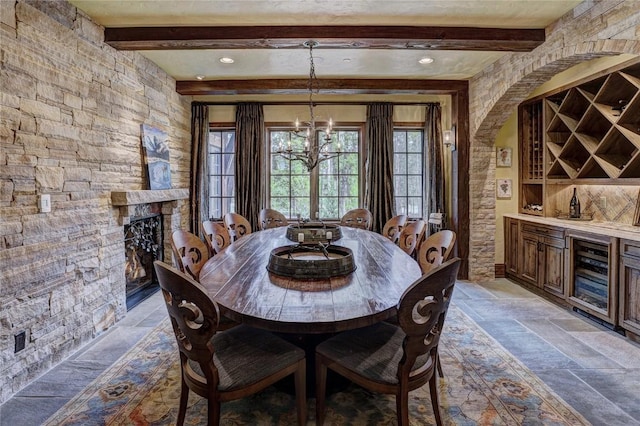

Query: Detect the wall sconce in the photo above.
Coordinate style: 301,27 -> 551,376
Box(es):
443,127 -> 456,151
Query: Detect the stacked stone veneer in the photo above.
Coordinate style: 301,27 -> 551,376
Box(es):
467,0 -> 640,282
0,1 -> 191,403
1,0 -> 639,405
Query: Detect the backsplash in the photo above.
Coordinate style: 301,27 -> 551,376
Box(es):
547,185 -> 640,224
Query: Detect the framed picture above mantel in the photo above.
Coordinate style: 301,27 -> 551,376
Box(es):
141,124 -> 172,190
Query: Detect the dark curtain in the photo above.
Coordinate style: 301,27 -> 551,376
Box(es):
235,103 -> 264,232
190,102 -> 209,237
425,103 -> 445,230
364,103 -> 395,233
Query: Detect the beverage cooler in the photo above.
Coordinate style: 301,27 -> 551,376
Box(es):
567,232 -> 618,326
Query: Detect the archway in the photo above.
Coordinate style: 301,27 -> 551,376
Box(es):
467,27 -> 640,281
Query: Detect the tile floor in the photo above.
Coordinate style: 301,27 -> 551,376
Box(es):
1,278 -> 640,425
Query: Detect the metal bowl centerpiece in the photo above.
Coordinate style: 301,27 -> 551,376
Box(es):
267,243 -> 355,279
285,223 -> 342,243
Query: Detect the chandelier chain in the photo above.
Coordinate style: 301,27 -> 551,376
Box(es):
276,40 -> 340,172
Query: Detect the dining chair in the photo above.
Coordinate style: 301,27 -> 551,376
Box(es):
201,220 -> 231,257
418,230 -> 457,274
170,229 -> 210,281
415,229 -> 457,378
223,212 -> 252,241
340,208 -> 373,230
315,258 -> 461,426
397,219 -> 426,257
381,214 -> 408,244
153,261 -> 307,426
171,229 -> 237,331
258,208 -> 288,230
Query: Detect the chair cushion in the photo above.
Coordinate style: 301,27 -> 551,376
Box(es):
316,322 -> 431,385
189,325 -> 304,391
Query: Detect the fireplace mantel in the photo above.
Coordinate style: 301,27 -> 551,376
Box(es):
111,188 -> 189,206
111,188 -> 189,225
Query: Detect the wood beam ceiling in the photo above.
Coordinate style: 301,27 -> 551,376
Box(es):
176,78 -> 469,96
104,25 -> 545,52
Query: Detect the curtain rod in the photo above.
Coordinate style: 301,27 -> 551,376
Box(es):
194,101 -> 440,106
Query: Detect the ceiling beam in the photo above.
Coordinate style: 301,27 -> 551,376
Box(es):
105,25 -> 545,52
176,78 -> 468,96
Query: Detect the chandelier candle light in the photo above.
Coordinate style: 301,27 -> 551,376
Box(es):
277,40 -> 341,172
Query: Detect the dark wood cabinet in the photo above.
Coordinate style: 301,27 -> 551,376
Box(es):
520,228 -> 542,286
506,218 -> 566,298
542,236 -> 566,297
504,217 -> 519,276
619,239 -> 640,339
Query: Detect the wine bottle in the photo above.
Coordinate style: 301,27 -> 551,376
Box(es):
569,187 -> 581,218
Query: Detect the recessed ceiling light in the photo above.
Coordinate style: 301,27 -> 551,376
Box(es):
419,57 -> 434,65
196,75 -> 205,80
343,58 -> 352,63
219,57 -> 235,64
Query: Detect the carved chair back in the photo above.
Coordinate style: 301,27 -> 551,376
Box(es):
417,230 -> 456,274
170,229 -> 210,281
223,212 -> 252,242
340,208 -> 373,230
381,214 -> 408,244
259,208 -> 288,230
398,219 -> 426,257
201,220 -> 231,257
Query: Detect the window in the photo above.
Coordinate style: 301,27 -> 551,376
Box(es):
393,129 -> 424,219
268,127 -> 361,220
208,129 -> 235,220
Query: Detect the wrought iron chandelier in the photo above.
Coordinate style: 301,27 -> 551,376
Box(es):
276,40 -> 340,172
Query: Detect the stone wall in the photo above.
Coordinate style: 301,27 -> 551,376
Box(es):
467,0 -> 640,282
0,0 -> 191,403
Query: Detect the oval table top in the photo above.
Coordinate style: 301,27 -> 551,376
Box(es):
198,226 -> 422,334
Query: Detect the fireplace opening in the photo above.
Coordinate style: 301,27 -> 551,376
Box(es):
124,213 -> 163,310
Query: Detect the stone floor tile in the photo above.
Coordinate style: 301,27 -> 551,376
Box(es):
570,331 -> 640,368
535,369 -> 640,426
571,369 -> 640,421
520,319 -> 625,369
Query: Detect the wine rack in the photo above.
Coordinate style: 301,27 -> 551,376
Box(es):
519,101 -> 544,215
518,58 -> 640,216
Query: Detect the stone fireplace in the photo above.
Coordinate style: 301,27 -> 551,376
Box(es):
112,188 -> 189,309
124,207 -> 163,309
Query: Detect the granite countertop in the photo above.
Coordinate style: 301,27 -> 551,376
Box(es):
504,213 -> 640,242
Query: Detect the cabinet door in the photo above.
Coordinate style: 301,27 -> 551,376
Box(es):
542,237 -> 565,297
521,231 -> 540,287
620,255 -> 640,337
505,218 -> 519,275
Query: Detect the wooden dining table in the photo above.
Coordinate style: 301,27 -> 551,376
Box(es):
198,225 -> 422,335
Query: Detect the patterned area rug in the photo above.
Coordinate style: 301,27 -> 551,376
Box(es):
43,306 -> 589,425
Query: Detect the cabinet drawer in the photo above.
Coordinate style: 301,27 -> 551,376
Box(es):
620,239 -> 640,259
521,223 -> 565,240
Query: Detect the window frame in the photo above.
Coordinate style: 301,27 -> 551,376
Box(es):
393,127 -> 425,220
266,124 -> 364,220
207,125 -> 236,221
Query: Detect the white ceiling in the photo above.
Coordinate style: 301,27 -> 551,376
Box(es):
68,0 -> 583,81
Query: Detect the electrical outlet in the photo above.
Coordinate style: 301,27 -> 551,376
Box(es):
15,331 -> 26,353
39,194 -> 51,213
599,196 -> 607,209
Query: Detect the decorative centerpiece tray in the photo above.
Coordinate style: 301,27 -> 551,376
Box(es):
285,223 -> 342,243
267,244 -> 355,279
